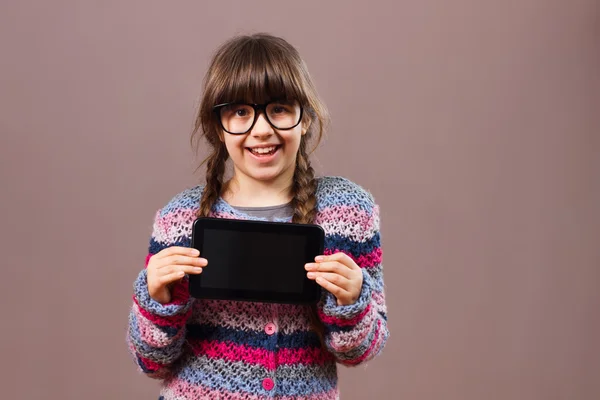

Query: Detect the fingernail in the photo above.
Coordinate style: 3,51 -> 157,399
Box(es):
190,249 -> 200,256
315,256 -> 324,262
307,272 -> 315,279
305,263 -> 314,270
193,267 -> 203,272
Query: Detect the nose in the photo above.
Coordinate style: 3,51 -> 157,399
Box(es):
250,112 -> 274,138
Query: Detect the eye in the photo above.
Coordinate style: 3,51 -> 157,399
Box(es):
222,104 -> 253,118
269,103 -> 293,114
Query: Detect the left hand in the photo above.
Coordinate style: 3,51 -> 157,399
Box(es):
305,252 -> 363,306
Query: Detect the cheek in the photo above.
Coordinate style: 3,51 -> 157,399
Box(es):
224,136 -> 246,155
283,129 -> 303,149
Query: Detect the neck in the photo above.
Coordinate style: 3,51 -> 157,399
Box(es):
222,169 -> 295,208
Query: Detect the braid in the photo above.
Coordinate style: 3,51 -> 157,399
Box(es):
197,143 -> 228,218
291,140 -> 318,225
291,139 -> 327,346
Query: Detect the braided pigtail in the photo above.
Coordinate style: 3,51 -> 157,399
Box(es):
196,143 -> 228,218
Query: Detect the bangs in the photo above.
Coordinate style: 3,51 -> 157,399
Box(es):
215,39 -> 307,106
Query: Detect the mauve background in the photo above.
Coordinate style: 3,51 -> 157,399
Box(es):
1,0 -> 599,399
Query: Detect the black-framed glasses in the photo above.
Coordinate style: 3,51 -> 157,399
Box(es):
213,100 -> 303,135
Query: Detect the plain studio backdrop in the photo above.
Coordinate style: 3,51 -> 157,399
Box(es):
1,1 -> 599,399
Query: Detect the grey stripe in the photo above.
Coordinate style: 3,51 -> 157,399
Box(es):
328,314 -> 381,362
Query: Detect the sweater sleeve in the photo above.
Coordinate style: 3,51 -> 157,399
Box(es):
318,198 -> 389,366
126,208 -> 194,379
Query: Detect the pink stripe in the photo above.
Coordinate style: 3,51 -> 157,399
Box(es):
156,209 -> 197,231
165,278 -> 191,306
165,378 -> 339,400
137,352 -> 167,372
129,339 -> 165,377
324,247 -> 382,269
133,306 -> 180,347
328,307 -> 376,352
199,298 -> 274,319
316,205 -> 376,231
189,340 -> 333,370
276,346 -> 335,366
133,297 -> 191,328
344,319 -> 382,365
195,300 -> 311,334
157,208 -> 244,228
318,303 -> 371,327
372,290 -> 386,307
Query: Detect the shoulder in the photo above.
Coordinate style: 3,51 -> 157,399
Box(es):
315,176 -> 376,212
149,185 -> 206,248
156,184 -> 206,217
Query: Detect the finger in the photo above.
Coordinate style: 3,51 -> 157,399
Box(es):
158,270 -> 187,285
316,252 -> 356,267
308,272 -> 350,289
160,255 -> 207,268
161,265 -> 204,276
314,275 -> 351,298
155,246 -> 200,259
305,261 -> 352,279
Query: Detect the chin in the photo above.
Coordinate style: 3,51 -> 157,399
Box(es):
248,170 -> 281,182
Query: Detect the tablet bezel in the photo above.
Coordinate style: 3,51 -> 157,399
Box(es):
189,217 -> 324,304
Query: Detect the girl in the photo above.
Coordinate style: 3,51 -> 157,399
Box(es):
127,33 -> 389,400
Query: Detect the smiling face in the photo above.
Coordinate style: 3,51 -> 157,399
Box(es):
195,34 -> 329,202
217,100 -> 307,184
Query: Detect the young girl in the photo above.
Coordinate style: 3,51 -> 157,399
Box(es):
127,33 -> 389,400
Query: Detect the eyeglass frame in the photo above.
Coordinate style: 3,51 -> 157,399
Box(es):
212,100 -> 304,135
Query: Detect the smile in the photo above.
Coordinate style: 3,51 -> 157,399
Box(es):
246,145 -> 281,156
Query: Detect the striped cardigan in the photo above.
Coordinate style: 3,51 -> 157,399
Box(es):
127,176 -> 389,399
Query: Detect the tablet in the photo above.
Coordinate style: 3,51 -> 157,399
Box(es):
189,217 -> 325,304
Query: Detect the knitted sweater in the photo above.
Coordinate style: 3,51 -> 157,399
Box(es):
127,176 -> 389,400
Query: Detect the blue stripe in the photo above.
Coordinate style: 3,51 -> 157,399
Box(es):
324,324 -> 354,333
324,233 -> 380,257
186,324 -> 321,351
324,310 -> 388,333
129,313 -> 185,362
160,325 -> 180,337
159,187 -> 203,216
137,355 -> 156,373
177,362 -> 336,396
149,238 -> 190,254
151,234 -> 380,258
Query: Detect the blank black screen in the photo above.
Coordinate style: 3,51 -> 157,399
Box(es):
200,229 -> 308,293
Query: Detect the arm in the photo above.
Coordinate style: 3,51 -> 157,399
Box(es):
126,209 -> 195,379
318,201 -> 389,366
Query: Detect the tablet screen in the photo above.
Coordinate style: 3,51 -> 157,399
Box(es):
189,217 -> 324,304
201,229 -> 307,293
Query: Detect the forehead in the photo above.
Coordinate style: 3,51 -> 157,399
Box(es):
216,60 -> 304,106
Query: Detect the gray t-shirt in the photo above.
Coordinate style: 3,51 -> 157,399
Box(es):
230,202 -> 294,221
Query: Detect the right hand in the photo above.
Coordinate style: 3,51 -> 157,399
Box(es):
147,246 -> 207,304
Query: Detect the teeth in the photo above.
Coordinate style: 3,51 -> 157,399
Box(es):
251,146 -> 276,154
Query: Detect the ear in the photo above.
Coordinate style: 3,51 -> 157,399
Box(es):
301,118 -> 312,136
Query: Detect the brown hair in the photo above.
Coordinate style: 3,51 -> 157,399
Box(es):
191,33 -> 330,344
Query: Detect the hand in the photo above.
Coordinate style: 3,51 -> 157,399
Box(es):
305,252 -> 363,306
147,247 -> 207,304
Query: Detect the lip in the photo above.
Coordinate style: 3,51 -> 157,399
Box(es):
246,144 -> 281,163
246,144 -> 281,149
